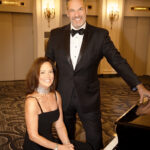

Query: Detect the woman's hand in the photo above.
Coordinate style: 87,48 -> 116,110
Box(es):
58,143 -> 74,150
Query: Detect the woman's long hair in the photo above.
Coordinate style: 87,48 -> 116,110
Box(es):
26,57 -> 57,95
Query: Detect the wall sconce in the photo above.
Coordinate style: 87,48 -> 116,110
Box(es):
108,4 -> 119,29
44,0 -> 55,27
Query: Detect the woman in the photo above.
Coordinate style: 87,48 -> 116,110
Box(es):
23,57 -> 92,150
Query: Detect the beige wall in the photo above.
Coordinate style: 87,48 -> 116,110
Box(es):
98,0 -> 124,74
33,0 -> 61,57
121,17 -> 150,75
124,0 -> 150,17
0,13 -> 14,80
120,0 -> 150,75
0,13 -> 34,81
13,14 -> 34,80
0,0 -> 33,13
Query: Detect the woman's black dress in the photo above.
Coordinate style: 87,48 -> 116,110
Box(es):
23,95 -> 93,150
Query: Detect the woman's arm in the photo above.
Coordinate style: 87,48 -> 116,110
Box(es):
25,97 -> 59,149
54,92 -> 72,145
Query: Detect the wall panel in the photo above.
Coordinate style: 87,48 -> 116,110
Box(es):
134,17 -> 150,75
0,12 -> 34,81
0,13 -> 14,80
13,13 -> 34,80
121,17 -> 137,68
121,17 -> 150,75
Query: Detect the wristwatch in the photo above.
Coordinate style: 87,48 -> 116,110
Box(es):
54,144 -> 58,150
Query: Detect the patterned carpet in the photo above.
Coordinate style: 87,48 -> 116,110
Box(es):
0,76 -> 150,150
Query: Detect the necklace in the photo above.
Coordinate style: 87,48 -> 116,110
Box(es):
36,86 -> 50,95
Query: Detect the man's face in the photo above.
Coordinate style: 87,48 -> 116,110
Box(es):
67,0 -> 87,29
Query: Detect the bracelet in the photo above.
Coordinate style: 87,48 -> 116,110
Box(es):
54,143 -> 58,150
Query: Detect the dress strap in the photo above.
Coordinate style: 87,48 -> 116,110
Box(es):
26,96 -> 43,113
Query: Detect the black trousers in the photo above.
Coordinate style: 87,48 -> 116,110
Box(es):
63,89 -> 103,150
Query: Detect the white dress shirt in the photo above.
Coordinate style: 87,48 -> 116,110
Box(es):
70,23 -> 86,70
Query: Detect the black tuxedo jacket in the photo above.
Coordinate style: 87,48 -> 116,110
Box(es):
46,23 -> 140,113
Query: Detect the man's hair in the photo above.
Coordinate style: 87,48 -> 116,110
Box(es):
26,57 -> 57,95
66,0 -> 86,7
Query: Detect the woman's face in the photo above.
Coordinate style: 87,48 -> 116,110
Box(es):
38,62 -> 54,89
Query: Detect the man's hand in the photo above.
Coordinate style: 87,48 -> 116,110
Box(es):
136,84 -> 150,103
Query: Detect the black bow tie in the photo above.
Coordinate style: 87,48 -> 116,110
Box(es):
70,28 -> 85,37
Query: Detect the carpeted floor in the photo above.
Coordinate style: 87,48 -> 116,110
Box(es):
0,76 -> 150,150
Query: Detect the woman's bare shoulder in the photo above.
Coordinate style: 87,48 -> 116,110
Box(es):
25,93 -> 38,104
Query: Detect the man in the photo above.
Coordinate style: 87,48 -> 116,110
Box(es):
45,0 -> 150,149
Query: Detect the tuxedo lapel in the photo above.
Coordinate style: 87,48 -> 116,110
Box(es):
75,24 -> 91,71
63,25 -> 73,68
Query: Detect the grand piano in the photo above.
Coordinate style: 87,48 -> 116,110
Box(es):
115,104 -> 150,150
